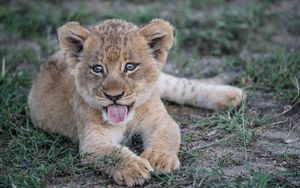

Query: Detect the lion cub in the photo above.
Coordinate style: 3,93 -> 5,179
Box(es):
28,19 -> 242,186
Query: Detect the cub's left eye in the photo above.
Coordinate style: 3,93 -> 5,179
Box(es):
124,63 -> 139,72
91,65 -> 104,74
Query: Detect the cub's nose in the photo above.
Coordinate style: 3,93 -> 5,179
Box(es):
104,91 -> 124,102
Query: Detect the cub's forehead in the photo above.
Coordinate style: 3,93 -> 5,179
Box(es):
84,20 -> 144,63
92,19 -> 138,42
94,19 -> 138,33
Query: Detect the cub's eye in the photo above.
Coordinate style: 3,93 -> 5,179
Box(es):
91,65 -> 104,74
124,63 -> 139,72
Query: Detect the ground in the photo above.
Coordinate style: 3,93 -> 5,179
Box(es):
0,0 -> 299,187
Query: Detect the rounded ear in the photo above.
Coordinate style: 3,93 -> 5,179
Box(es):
138,19 -> 174,65
58,22 -> 90,58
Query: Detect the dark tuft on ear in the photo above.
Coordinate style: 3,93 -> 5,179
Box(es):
65,34 -> 83,56
58,22 -> 90,58
139,19 -> 174,66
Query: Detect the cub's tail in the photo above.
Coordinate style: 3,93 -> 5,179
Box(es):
157,72 -> 243,111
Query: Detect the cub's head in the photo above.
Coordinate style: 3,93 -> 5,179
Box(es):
58,19 -> 173,125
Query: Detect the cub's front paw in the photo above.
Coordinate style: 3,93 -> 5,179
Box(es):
112,155 -> 153,187
141,149 -> 180,173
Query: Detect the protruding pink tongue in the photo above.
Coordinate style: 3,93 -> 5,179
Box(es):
107,104 -> 128,123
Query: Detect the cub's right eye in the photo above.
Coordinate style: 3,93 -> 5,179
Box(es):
91,65 -> 104,74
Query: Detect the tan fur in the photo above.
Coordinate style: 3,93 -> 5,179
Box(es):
157,73 -> 243,110
28,19 -> 242,187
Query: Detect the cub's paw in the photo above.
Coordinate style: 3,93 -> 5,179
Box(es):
112,155 -> 153,187
214,87 -> 244,110
141,149 -> 180,173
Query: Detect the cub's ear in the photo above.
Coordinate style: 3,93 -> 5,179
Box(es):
58,22 -> 90,57
139,19 -> 174,65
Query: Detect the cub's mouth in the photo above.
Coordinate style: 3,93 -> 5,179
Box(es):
104,103 -> 134,123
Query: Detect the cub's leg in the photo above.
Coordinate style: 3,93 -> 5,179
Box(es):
157,72 -> 243,110
78,123 -> 153,187
137,101 -> 181,173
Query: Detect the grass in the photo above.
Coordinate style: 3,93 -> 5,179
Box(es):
0,56 -> 80,187
0,2 -> 91,38
226,48 -> 300,102
1,0 -> 300,187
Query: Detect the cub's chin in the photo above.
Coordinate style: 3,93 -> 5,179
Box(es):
101,103 -> 135,126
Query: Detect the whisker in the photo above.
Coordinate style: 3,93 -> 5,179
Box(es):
122,93 -> 135,99
94,96 -> 107,101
